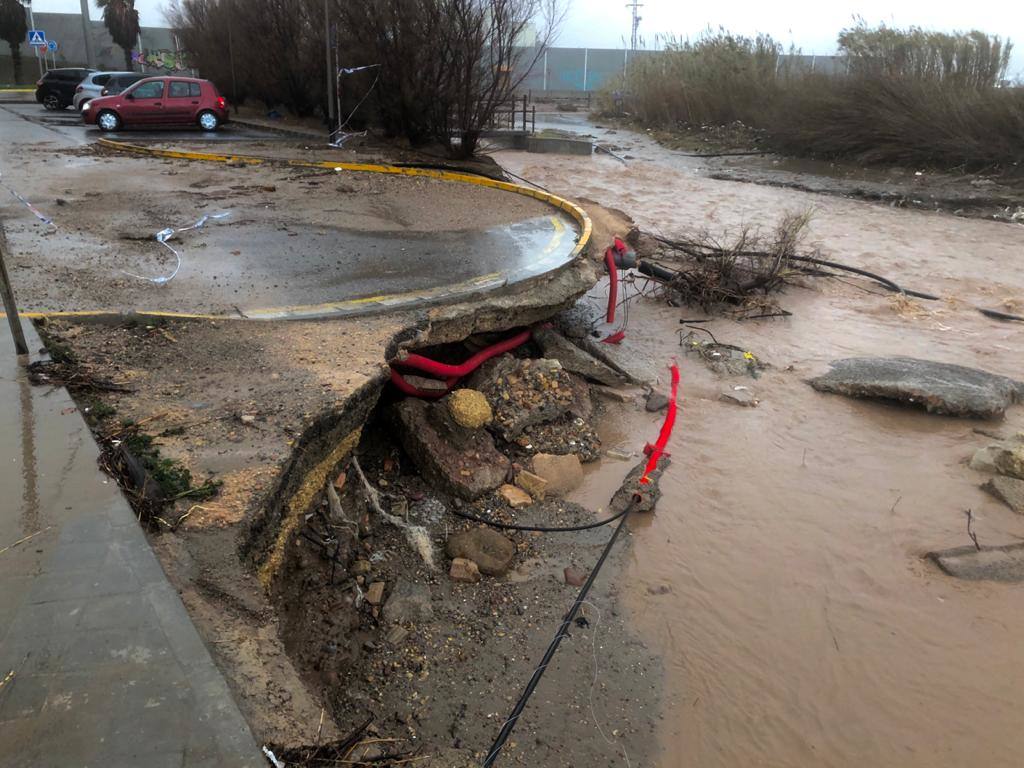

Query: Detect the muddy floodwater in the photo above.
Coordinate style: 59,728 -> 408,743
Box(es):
499,130 -> 1024,767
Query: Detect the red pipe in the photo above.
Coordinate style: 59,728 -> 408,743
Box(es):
600,330 -> 626,345
389,368 -> 456,399
604,246 -> 619,324
641,363 -> 679,485
393,328 -> 533,379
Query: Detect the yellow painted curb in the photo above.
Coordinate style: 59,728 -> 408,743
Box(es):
0,88 -> 35,93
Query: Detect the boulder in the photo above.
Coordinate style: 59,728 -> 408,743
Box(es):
386,580 -> 434,624
391,399 -> 510,500
994,445 -> 1024,479
449,558 -> 481,584
446,528 -> 516,576
982,476 -> 1024,514
515,470 -> 548,500
809,357 -> 1024,419
446,389 -> 493,429
532,453 -> 584,497
533,327 -> 627,387
499,484 -> 533,509
927,543 -> 1024,582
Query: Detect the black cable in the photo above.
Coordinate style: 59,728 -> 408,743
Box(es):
450,506 -> 629,532
481,497 -> 639,767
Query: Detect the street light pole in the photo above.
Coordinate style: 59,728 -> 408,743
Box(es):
79,0 -> 96,69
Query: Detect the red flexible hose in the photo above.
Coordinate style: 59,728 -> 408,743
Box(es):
641,363 -> 679,484
604,246 -> 618,324
389,368 -> 458,399
394,328 -> 533,379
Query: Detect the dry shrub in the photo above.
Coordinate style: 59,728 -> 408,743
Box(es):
651,210 -> 814,316
611,25 -> 1024,170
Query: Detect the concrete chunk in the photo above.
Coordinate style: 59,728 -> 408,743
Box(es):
982,476 -> 1024,513
533,327 -> 626,387
927,543 -> 1024,582
809,357 -> 1024,419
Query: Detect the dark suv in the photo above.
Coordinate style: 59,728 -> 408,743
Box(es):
35,68 -> 97,110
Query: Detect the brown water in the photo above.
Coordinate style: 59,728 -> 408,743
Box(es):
498,142 -> 1024,767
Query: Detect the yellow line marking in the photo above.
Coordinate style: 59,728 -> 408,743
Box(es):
16,140 -> 593,323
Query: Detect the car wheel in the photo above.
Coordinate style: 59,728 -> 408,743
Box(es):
198,110 -> 220,132
97,110 -> 122,132
42,93 -> 61,111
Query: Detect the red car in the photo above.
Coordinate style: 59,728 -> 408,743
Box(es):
83,76 -> 228,132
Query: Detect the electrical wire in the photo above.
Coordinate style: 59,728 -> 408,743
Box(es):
481,496 -> 639,768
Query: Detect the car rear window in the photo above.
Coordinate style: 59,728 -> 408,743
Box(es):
93,74 -> 112,86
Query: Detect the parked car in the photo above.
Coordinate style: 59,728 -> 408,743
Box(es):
73,71 -> 143,112
83,76 -> 229,132
100,72 -> 146,98
35,68 -> 97,111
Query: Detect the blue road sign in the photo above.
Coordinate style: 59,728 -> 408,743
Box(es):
28,30 -> 46,46
46,40 -> 57,52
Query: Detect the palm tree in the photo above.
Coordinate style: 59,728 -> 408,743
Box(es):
96,0 -> 140,71
0,0 -> 28,83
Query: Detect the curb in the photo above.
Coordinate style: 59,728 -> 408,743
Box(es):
18,139 -> 593,323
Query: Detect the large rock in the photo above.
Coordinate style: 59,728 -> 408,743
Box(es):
533,327 -> 627,387
809,357 -> 1024,419
983,476 -> 1024,513
469,355 -> 592,440
391,399 -> 510,500
994,445 -> 1024,479
927,543 -> 1024,582
446,528 -> 516,576
532,453 -> 584,496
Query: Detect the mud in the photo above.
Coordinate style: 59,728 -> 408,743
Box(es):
498,128 -> 1024,767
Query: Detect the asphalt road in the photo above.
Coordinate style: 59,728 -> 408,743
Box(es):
1,103 -> 581,318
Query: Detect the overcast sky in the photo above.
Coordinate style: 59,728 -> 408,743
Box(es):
32,0 -> 1024,77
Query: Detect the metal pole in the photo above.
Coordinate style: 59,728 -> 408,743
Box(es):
26,4 -> 43,77
79,0 -> 96,69
227,4 -> 238,112
582,48 -> 588,92
543,50 -> 548,91
325,0 -> 335,126
0,225 -> 29,357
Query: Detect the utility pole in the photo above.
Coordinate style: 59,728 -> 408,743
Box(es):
325,0 -> 335,129
79,0 -> 96,69
625,0 -> 643,51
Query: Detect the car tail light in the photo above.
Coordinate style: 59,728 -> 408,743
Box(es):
216,96 -> 226,110
101,88 -> 109,96
36,79 -> 44,87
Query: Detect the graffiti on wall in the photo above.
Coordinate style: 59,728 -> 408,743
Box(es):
131,49 -> 190,71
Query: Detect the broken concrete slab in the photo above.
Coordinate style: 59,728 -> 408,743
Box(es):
391,399 -> 510,500
446,528 -> 516,576
719,388 -> 758,407
533,327 -> 627,387
982,476 -> 1024,513
809,357 -> 1024,419
927,543 -> 1024,582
